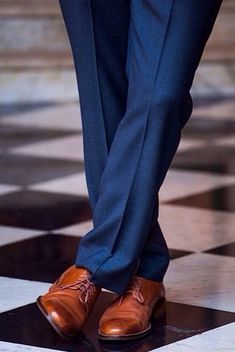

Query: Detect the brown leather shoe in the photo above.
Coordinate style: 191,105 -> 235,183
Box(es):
98,275 -> 166,341
36,265 -> 101,339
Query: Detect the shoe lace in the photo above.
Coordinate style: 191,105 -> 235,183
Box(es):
118,276 -> 144,305
58,273 -> 97,305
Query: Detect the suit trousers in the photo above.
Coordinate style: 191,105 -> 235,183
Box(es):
59,0 -> 222,295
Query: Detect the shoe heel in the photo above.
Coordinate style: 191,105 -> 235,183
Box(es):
152,297 -> 166,318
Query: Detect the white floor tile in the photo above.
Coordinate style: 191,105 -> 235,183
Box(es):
159,204 -> 235,252
29,173 -> 88,197
177,139 -> 206,152
0,103 -> 82,131
165,253 -> 235,313
51,220 -> 93,237
0,226 -> 46,247
192,99 -> 235,120
159,169 -> 235,202
0,184 -> 19,196
150,322 -> 235,352
0,277 -> 51,313
214,134 -> 235,147
9,135 -> 84,161
0,341 -> 62,352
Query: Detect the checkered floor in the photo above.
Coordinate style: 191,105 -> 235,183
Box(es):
0,97 -> 235,352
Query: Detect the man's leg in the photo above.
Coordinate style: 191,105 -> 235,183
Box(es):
37,1 -> 176,338
59,0 -> 223,292
59,0 -> 130,212
73,0 -> 223,295
59,0 -> 170,288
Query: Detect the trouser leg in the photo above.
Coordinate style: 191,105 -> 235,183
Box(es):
59,1 -> 170,289
60,0 -> 222,295
135,92 -> 194,281
59,0 -> 130,212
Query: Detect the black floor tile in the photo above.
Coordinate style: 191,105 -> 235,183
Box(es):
0,292 -> 234,352
0,154 -> 84,185
172,145 -> 235,175
0,190 -> 92,230
164,184 -> 235,212
0,124 -> 80,151
182,117 -> 235,140
192,95 -> 235,108
204,242 -> 235,257
0,234 -> 82,282
0,231 -> 192,282
0,102 -> 56,118
169,249 -> 193,259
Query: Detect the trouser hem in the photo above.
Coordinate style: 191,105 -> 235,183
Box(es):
75,260 -> 126,295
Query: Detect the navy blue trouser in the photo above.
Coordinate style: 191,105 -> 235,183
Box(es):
59,0 -> 222,295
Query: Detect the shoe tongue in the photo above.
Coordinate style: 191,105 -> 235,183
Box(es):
133,276 -> 165,301
59,265 -> 90,286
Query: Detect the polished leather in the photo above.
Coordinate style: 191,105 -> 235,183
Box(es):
98,275 -> 165,340
36,265 -> 101,339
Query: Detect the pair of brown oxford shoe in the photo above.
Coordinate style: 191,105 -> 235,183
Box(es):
36,265 -> 166,341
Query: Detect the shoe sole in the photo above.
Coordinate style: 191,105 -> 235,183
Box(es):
98,323 -> 152,341
36,296 -> 78,340
97,297 -> 166,341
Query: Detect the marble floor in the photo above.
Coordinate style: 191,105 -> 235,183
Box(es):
0,96 -> 235,352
